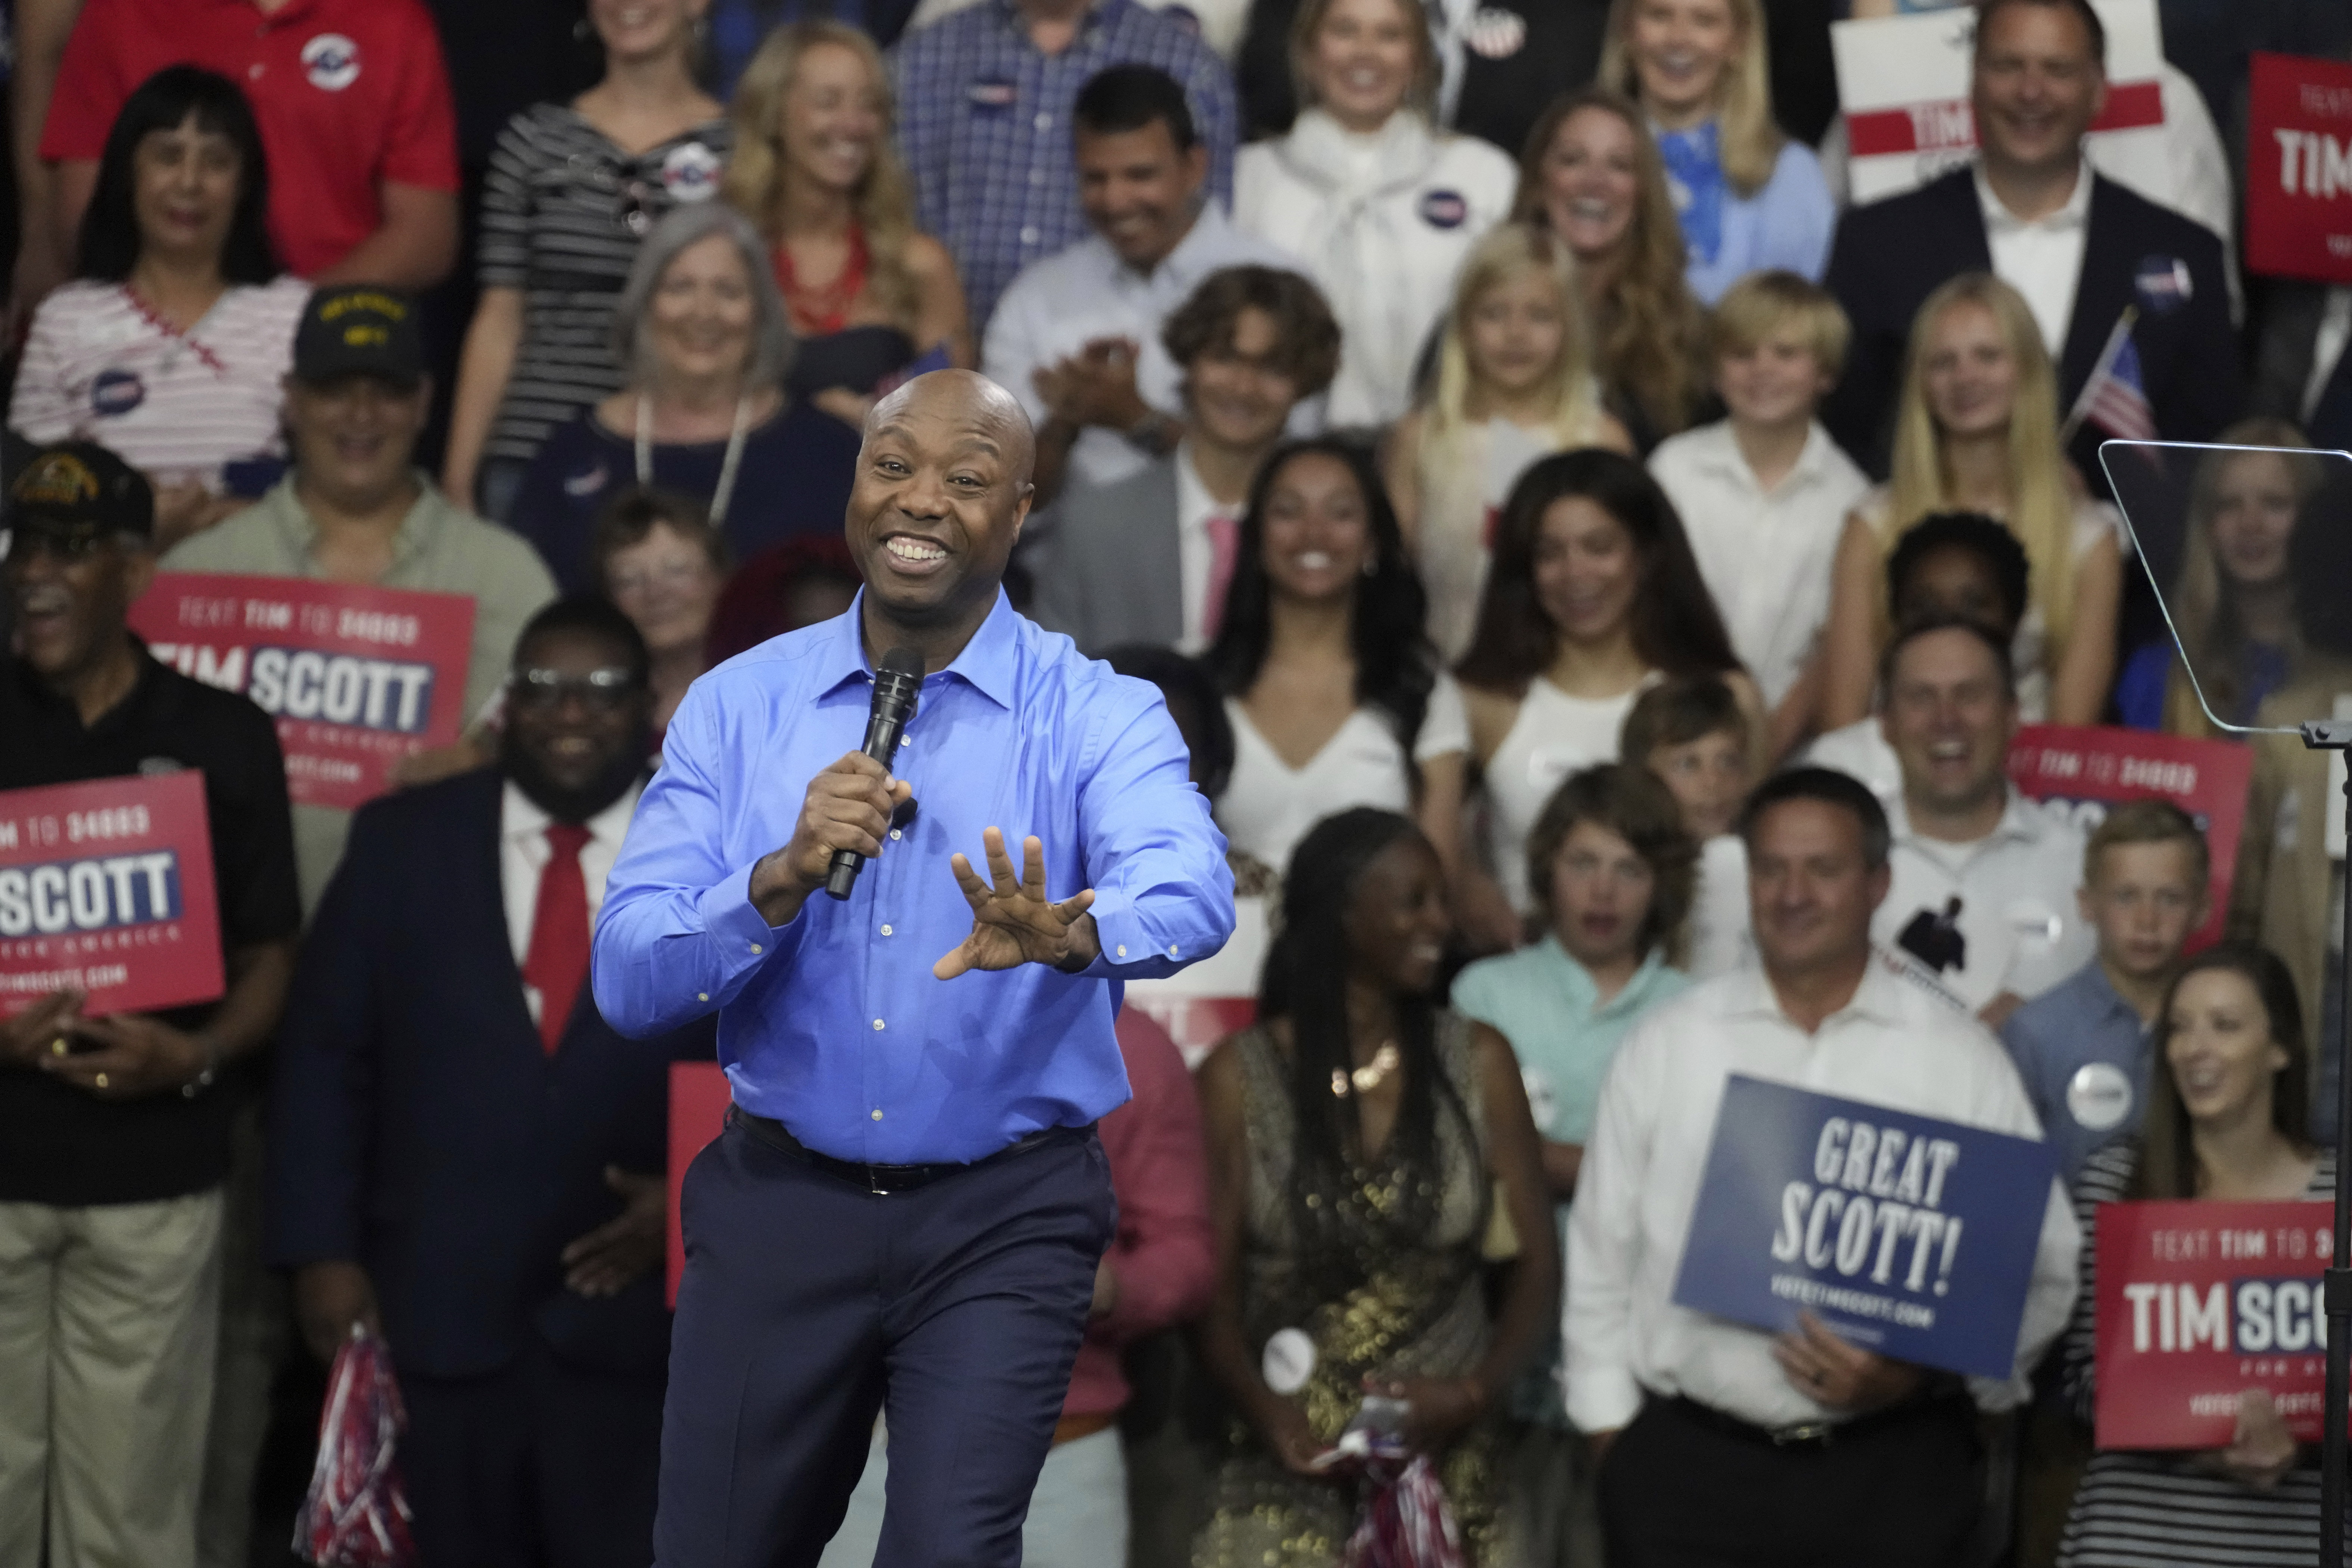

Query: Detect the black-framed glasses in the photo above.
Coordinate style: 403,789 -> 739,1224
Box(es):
507,666 -> 641,713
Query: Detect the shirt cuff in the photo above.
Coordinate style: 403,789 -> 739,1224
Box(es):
1080,887 -> 1196,976
696,860 -> 799,975
1565,1365 -> 1644,1436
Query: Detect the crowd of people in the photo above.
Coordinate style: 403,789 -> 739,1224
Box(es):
3,0 -> 2352,1563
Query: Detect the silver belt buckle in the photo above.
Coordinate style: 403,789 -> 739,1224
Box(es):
1770,1420 -> 1835,1446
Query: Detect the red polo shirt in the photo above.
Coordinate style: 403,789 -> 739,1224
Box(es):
42,0 -> 460,278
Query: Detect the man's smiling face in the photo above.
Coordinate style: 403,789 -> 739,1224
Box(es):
845,371 -> 1035,632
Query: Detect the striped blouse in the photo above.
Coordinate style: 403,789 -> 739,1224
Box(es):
9,276 -> 310,486
477,104 -> 732,466
2057,1141 -> 2343,1566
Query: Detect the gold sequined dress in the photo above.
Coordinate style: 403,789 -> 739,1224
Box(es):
1194,1013 -> 1517,1568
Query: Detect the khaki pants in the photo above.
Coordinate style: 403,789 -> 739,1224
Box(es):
0,1190 -> 226,1568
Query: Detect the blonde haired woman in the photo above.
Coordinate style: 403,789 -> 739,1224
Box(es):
2116,419 -> 2340,738
1232,0 -> 1518,428
1819,273 -> 2123,728
1512,88 -> 1707,451
1595,0 -> 1832,304
725,20 -> 969,428
1385,223 -> 1633,658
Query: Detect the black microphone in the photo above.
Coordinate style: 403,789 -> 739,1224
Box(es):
825,645 -> 924,900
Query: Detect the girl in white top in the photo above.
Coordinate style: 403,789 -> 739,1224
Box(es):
12,66 -> 308,550
1594,0 -> 1834,305
1206,437 -> 1472,888
1385,222 -> 1633,660
1232,0 -> 1518,429
1818,272 -> 2123,731
1455,449 -> 1761,933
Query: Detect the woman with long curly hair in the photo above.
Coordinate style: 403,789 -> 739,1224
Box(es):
1512,88 -> 1709,451
724,20 -> 969,427
1193,808 -> 1556,1568
1453,449 -> 1758,935
1817,272 -> 2122,729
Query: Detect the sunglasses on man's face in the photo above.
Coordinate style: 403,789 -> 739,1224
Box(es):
507,666 -> 643,714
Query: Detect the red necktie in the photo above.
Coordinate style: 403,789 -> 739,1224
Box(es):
1201,511 -> 1239,643
522,822 -> 591,1054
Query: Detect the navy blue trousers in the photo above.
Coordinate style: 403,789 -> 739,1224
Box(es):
652,1118 -> 1116,1568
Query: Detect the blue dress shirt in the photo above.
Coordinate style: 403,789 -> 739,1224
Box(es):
1999,959 -> 2152,1183
592,592 -> 1235,1164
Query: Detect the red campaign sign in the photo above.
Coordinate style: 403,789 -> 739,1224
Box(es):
1847,79 -> 2164,158
128,573 -> 476,811
2245,53 -> 2352,284
667,1061 -> 732,1308
0,773 -> 223,1019
2094,1200 -> 2336,1449
2005,725 -> 2250,953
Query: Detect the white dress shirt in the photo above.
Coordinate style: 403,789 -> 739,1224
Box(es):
1172,442 -> 1232,655
500,779 -> 642,1026
1976,157 -> 2094,358
1874,788 -> 2093,1014
1648,420 -> 1870,709
1565,957 -> 2080,1434
982,203 -> 1311,492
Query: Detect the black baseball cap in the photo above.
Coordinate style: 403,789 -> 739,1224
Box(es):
7,441 -> 154,541
293,285 -> 425,387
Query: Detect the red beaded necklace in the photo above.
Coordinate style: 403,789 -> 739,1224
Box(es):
771,224 -> 869,338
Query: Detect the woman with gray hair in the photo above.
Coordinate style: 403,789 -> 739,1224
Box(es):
505,202 -> 862,592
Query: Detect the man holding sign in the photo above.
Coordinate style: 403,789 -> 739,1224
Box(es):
0,444 -> 300,1568
1568,767 -> 2078,1566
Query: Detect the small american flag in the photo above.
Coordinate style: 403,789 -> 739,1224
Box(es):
2063,307 -> 2156,446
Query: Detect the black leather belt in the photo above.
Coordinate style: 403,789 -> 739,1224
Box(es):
1667,1388 -> 1968,1451
728,1106 -> 1083,1195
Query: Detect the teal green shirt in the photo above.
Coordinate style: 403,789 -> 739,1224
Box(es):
1452,936 -> 1689,1428
1452,937 -> 1689,1147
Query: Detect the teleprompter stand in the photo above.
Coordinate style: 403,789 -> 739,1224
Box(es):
2306,718 -> 2352,1568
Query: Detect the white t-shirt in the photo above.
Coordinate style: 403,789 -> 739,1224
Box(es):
1485,673 -> 1658,912
10,276 -> 310,486
1219,674 -> 1469,876
1650,420 -> 1869,711
1874,788 -> 2094,1013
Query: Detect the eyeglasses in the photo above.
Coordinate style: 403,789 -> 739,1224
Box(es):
507,666 -> 642,713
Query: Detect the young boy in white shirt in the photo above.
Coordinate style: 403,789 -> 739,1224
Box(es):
1649,271 -> 1869,760
1622,676 -> 1755,979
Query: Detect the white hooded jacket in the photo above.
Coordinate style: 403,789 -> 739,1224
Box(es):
1235,108 -> 1518,428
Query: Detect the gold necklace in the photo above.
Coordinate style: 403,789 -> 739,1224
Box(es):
1329,1042 -> 1400,1098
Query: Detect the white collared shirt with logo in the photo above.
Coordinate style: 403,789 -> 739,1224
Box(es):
1876,788 -> 2094,1013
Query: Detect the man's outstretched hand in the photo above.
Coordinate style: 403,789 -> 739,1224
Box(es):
934,828 -> 1099,979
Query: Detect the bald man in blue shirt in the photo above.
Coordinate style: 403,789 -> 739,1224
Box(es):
594,370 -> 1233,1567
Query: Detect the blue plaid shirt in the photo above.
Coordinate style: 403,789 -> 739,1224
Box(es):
891,0 -> 1239,330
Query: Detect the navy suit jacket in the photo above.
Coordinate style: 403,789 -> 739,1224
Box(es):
267,768 -> 715,1380
1822,167 -> 2239,485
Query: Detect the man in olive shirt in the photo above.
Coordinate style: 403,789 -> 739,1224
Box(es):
0,444 -> 301,1568
164,285 -> 556,913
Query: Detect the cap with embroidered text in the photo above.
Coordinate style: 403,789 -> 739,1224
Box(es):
7,440 -> 153,539
294,285 -> 425,387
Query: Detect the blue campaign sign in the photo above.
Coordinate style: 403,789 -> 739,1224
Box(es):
1670,1075 -> 2057,1379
